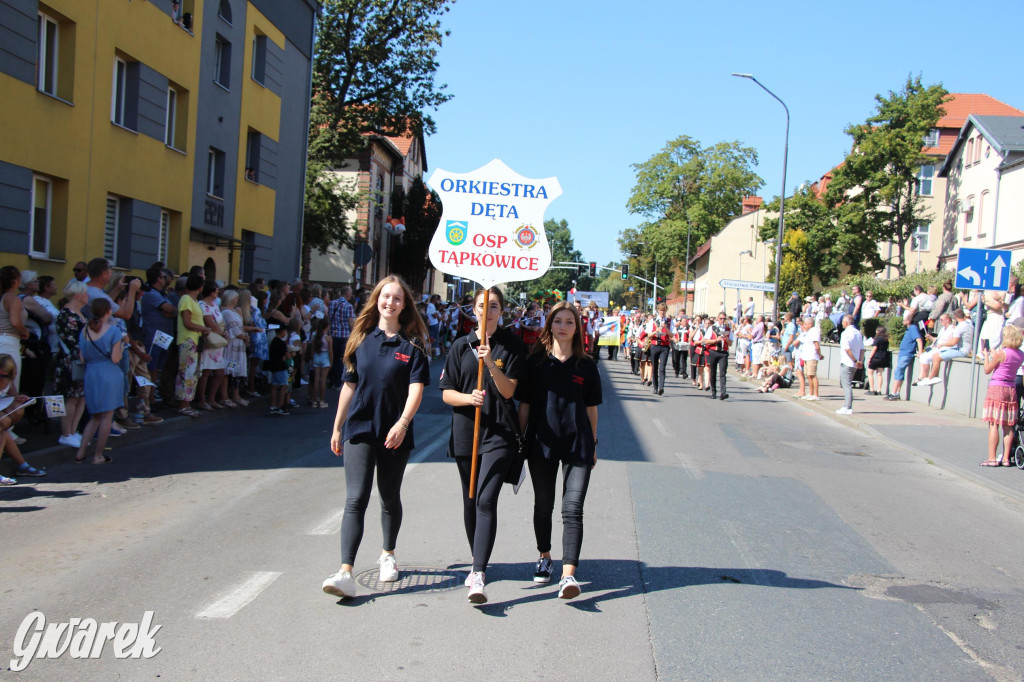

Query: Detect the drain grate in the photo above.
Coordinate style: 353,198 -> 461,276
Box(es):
355,566 -> 463,594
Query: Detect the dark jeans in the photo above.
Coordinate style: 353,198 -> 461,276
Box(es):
457,449 -> 511,573
329,335 -> 348,387
339,440 -> 410,565
649,344 -> 669,391
708,350 -> 729,395
529,456 -> 592,566
671,348 -> 688,376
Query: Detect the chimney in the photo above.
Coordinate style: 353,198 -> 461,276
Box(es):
741,196 -> 763,215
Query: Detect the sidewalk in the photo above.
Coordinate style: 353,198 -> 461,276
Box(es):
731,368 -> 1024,503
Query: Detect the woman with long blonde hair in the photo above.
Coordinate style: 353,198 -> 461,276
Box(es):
322,276 -> 430,600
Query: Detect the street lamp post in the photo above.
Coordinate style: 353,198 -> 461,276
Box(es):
732,73 -> 790,322
738,250 -> 752,315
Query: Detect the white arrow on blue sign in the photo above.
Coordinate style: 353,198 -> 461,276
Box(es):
955,247 -> 1012,290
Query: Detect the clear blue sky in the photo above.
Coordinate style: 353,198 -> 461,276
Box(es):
426,0 -> 1023,268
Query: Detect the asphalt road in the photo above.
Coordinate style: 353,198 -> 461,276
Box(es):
2,357 -> 1023,681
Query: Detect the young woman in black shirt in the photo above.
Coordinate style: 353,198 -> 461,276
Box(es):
517,302 -> 601,599
322,275 -> 430,600
439,287 -> 525,604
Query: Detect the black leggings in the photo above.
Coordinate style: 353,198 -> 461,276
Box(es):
649,344 -> 669,391
529,457 -> 592,566
457,449 -> 511,573
340,440 -> 410,565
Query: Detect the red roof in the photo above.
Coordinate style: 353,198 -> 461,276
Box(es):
925,93 -> 1024,156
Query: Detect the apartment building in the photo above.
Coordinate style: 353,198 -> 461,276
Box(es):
0,0 -> 315,284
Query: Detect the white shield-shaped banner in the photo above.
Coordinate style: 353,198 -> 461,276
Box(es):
427,159 -> 561,289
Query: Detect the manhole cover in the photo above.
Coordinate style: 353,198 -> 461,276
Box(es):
355,566 -> 463,594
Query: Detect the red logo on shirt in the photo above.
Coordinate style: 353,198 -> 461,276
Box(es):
571,374 -> 584,385
395,352 -> 410,363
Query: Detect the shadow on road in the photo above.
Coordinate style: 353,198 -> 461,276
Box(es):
467,560 -> 857,617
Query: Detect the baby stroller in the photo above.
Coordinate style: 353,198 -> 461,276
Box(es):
1013,403 -> 1024,469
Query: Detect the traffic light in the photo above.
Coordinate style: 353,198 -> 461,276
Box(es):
588,262 -> 597,277
621,263 -> 629,280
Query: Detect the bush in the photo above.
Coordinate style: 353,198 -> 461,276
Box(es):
882,314 -> 906,346
821,269 -> 959,305
820,317 -> 835,341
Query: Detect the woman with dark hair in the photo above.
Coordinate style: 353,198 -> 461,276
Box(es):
440,287 -> 526,604
517,301 -> 601,599
55,280 -> 90,447
322,275 -> 430,600
75,298 -> 125,464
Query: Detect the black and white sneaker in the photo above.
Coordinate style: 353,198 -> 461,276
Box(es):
534,557 -> 553,583
558,575 -> 581,599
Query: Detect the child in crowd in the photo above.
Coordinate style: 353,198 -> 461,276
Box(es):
287,318 -> 302,408
308,317 -> 332,408
267,325 -> 291,415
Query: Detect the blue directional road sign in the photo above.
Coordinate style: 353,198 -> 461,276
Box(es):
955,247 -> 1012,290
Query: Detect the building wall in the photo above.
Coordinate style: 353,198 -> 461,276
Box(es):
942,127 -> 1024,265
0,0 -> 314,286
691,208 -> 773,316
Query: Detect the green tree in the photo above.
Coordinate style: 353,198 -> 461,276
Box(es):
303,0 -> 454,268
389,176 -> 442,292
622,135 -> 763,268
759,182 -> 879,292
308,0 -> 454,166
825,75 -> 949,277
507,218 -> 585,301
300,162 -> 361,279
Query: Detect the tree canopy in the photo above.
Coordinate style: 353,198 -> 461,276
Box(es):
303,0 -> 454,264
824,75 -> 949,277
507,218 -> 591,302
308,0 -> 454,167
758,182 -> 879,293
389,176 -> 443,291
621,135 -> 763,267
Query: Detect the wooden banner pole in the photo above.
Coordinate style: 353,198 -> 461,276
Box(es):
468,287 -> 489,499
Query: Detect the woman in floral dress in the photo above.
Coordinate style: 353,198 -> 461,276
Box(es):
54,280 -> 90,448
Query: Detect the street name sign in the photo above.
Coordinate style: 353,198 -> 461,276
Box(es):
718,279 -> 776,293
427,159 -> 560,288
955,247 -> 1012,290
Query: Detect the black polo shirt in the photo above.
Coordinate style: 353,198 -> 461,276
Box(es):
439,327 -> 525,458
517,353 -> 601,464
341,328 -> 430,449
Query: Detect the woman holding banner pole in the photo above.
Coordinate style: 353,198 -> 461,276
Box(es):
440,286 -> 526,604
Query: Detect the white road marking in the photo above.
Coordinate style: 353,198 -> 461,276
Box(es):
305,428 -> 449,536
307,508 -> 346,536
196,571 -> 282,619
675,451 -> 706,480
652,418 -> 671,438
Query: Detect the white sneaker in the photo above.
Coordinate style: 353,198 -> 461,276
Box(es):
923,377 -> 942,386
377,553 -> 399,582
58,433 -> 82,448
835,407 -> 853,415
467,571 -> 487,604
805,395 -> 820,401
322,569 -> 356,598
558,575 -> 581,599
